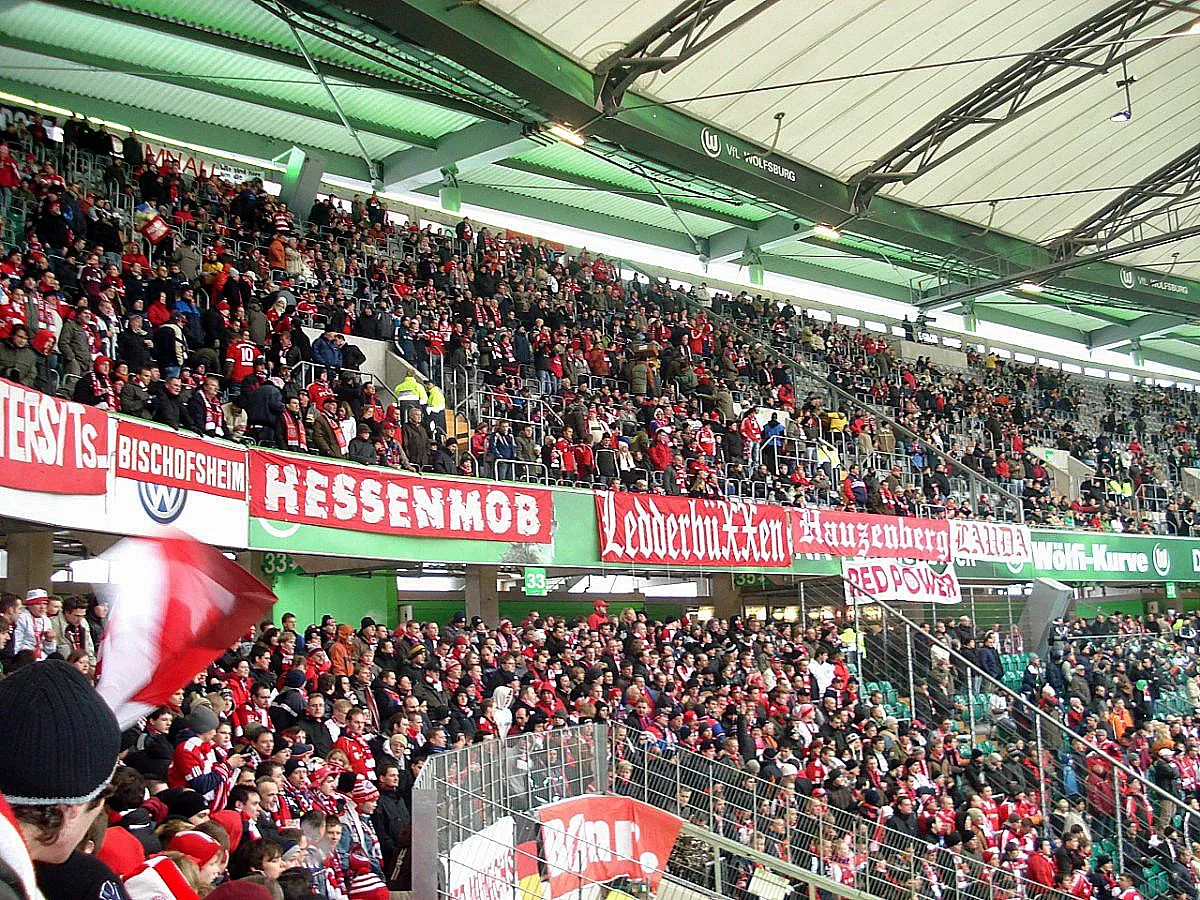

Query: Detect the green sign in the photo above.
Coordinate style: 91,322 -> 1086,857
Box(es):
733,572 -> 769,588
1167,581 -> 1178,600
260,551 -> 297,576
524,566 -> 547,597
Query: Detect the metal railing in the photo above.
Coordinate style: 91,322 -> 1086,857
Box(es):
413,721 -> 915,900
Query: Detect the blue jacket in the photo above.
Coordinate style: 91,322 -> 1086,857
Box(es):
311,336 -> 342,368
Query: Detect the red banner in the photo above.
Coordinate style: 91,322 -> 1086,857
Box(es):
249,449 -> 553,543
538,795 -> 682,896
115,420 -> 246,499
792,507 -> 950,561
0,378 -> 108,494
596,491 -> 792,568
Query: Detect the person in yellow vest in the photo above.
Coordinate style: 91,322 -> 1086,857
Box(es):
425,380 -> 446,436
393,372 -> 427,417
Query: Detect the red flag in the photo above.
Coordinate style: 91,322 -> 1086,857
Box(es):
96,531 -> 277,729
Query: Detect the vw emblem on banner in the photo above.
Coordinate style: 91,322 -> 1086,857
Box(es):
138,481 -> 188,524
700,127 -> 722,159
1120,268 -> 1136,289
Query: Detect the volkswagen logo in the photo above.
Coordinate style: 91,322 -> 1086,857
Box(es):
1152,544 -> 1171,577
1120,268 -> 1136,289
700,127 -> 722,159
138,481 -> 188,524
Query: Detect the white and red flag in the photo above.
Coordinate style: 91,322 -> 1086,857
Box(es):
96,531 -> 277,729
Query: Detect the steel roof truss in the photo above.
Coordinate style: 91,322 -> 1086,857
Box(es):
593,0 -> 787,112
849,0 -> 1200,211
1050,142 -> 1200,259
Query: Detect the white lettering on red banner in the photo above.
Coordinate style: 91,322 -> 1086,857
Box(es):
793,508 -> 950,561
116,420 -> 246,499
538,795 -> 683,897
249,449 -> 552,542
0,378 -> 108,494
842,558 -> 962,605
446,816 -> 515,900
596,491 -> 791,568
950,519 -> 1032,565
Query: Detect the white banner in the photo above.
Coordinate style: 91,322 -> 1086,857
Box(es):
950,520 -> 1032,565
445,815 -> 515,900
842,558 -> 962,605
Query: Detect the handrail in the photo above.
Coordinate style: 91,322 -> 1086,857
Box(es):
844,579 -> 1196,823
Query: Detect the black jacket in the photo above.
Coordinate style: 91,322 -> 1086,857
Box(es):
373,788 -> 412,884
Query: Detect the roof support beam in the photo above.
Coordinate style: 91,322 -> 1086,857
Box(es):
970,306 -> 1088,345
592,0 -> 787,112
416,182 -> 701,254
496,160 -> 755,229
756,254 -> 912,303
1086,313 -> 1187,351
1049,141 -> 1200,260
849,0 -> 1200,211
0,75 -> 368,178
917,224 -> 1200,311
380,122 -> 533,191
706,215 -> 811,263
0,32 -> 438,149
53,0 -> 493,121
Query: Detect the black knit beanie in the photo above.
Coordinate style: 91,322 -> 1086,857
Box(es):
0,660 -> 120,805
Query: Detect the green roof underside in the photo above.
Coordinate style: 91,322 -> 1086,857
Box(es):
2,0 -> 1199,370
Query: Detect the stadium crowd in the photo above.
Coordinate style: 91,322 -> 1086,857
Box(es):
4,582 -> 1200,900
0,110 -> 1194,534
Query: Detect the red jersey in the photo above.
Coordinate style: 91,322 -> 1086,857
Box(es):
226,339 -> 260,382
332,733 -> 375,778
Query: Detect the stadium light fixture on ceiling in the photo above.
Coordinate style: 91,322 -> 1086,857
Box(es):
1018,282 -> 1046,294
1111,61 -> 1136,123
545,123 -> 585,147
812,223 -> 842,240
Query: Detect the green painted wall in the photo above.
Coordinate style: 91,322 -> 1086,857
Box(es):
268,571 -> 399,630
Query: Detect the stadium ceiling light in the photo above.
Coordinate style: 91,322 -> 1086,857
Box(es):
1111,62 -> 1136,123
812,223 -> 842,240
545,123 -> 585,146
1018,282 -> 1046,294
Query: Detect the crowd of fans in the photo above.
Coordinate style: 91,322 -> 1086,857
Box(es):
0,109 -> 1195,532
5,584 -> 1200,900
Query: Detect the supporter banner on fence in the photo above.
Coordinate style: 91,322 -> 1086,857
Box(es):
950,519 -> 1032,565
791,508 -> 950,562
249,449 -> 554,543
445,815 -> 515,900
596,491 -> 792,568
115,420 -> 247,499
0,378 -> 109,494
842,558 -> 962,605
538,795 -> 682,897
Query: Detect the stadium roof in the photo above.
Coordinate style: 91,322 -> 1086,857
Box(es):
4,0 -> 1200,368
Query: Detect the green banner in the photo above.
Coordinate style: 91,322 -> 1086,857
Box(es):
957,530 -> 1200,583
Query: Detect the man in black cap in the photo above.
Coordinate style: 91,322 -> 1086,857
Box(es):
0,660 -> 122,900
